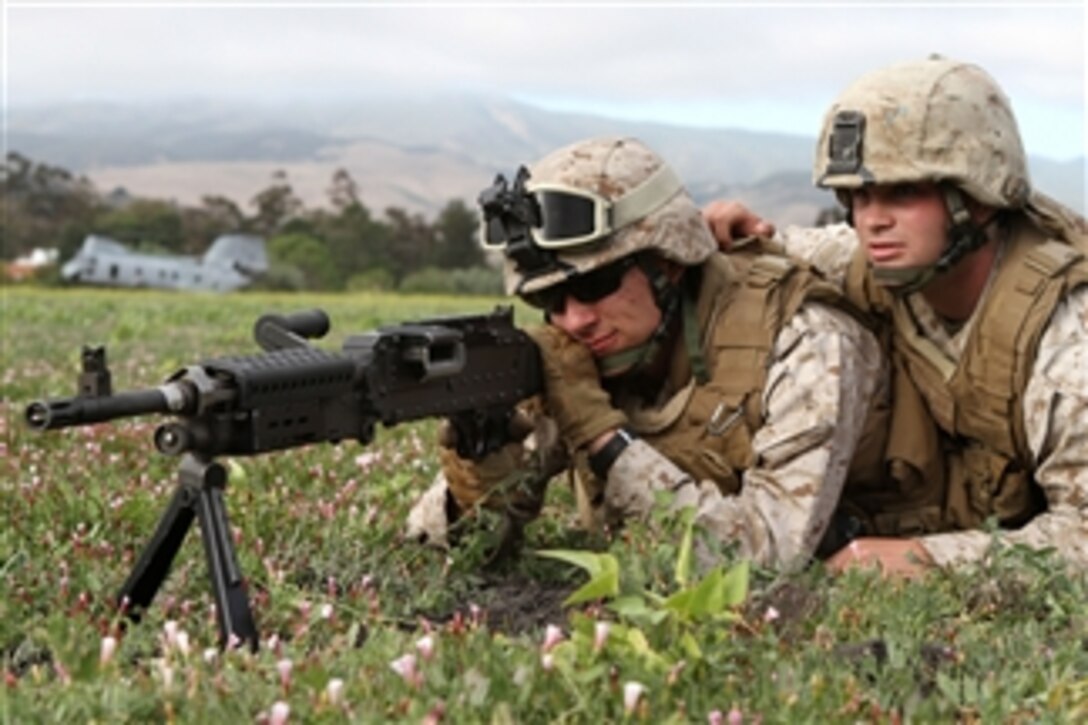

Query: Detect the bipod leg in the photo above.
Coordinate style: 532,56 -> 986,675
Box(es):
117,471 -> 198,623
187,455 -> 259,651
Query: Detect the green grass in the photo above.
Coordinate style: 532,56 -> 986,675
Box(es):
2,286 -> 1086,723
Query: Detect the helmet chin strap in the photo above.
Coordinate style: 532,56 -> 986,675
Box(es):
597,256 -> 700,378
871,185 -> 1004,295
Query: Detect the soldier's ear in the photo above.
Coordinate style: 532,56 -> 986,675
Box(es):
963,194 -> 997,226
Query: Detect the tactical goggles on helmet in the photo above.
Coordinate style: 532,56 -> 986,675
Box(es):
481,163 -> 683,250
521,256 -> 638,315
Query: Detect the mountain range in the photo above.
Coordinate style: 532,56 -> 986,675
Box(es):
8,95 -> 1085,226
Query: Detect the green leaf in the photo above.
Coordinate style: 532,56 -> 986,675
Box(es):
675,513 -> 694,587
537,549 -> 620,605
680,631 -> 703,660
720,559 -> 750,607
537,549 -> 611,577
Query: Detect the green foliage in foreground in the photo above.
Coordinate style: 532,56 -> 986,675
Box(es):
2,288 -> 1087,723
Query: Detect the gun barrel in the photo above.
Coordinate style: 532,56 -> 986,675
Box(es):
25,388 -> 174,431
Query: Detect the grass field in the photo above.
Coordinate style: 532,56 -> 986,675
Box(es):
2,287 -> 1086,723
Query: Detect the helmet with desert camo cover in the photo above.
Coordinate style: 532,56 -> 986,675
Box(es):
812,55 -> 1040,292
814,55 -> 1031,209
478,136 -> 716,297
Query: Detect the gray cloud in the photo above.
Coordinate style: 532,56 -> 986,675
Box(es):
7,3 -> 1085,158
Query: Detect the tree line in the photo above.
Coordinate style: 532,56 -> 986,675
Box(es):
0,152 -> 500,294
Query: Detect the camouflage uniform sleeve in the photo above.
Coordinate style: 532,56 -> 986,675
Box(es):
775,223 -> 859,288
919,285 -> 1088,568
602,302 -> 887,571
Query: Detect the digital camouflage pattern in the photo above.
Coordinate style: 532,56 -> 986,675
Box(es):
504,136 -> 717,295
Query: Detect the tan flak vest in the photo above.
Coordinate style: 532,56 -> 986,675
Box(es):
573,240 -> 885,528
836,215 -> 1088,537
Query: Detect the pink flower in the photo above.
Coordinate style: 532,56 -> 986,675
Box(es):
390,653 -> 422,688
416,634 -> 436,661
728,706 -> 743,725
277,658 -> 293,689
708,710 -> 724,725
541,624 -> 564,653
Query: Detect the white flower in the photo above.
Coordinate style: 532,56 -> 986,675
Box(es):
623,681 -> 646,715
540,653 -> 555,672
174,631 -> 191,657
157,660 -> 174,690
593,621 -> 610,653
163,620 -> 179,646
269,701 -> 290,725
320,603 -> 334,620
764,605 -> 780,623
99,636 -> 117,665
203,648 -> 218,665
326,677 -> 345,705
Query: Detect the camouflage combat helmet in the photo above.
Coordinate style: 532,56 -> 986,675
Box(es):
813,55 -> 1035,291
814,55 -> 1031,208
483,136 -> 715,297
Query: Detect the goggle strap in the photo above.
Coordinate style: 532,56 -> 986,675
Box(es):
611,164 -> 684,229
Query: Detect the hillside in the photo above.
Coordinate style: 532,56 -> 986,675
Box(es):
8,95 -> 1084,226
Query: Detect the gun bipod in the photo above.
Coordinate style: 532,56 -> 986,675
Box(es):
118,453 -> 259,651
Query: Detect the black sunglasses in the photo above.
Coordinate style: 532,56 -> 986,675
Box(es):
521,257 -> 637,315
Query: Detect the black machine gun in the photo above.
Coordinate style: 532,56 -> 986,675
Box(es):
25,307 -> 542,649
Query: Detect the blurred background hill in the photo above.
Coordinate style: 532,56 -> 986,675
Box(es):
5,95 -> 1083,293
10,94 -> 1084,226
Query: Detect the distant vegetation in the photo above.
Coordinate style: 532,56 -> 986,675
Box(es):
1,152 -> 500,294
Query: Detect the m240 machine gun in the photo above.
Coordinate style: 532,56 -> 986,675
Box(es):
25,307 -> 542,649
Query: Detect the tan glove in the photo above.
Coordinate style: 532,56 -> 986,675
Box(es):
439,403 -> 557,517
440,435 -> 525,513
524,324 -> 627,451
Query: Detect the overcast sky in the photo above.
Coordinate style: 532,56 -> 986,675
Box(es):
4,2 -> 1086,161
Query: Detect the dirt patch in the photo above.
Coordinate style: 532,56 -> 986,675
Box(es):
414,574 -> 577,635
747,579 -> 826,640
473,577 -> 576,634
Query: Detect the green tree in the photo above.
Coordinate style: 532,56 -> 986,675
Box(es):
434,199 -> 484,269
250,170 -> 303,237
1,152 -> 99,261
267,232 -> 338,290
327,168 -> 361,212
92,199 -> 185,254
384,206 -> 435,284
